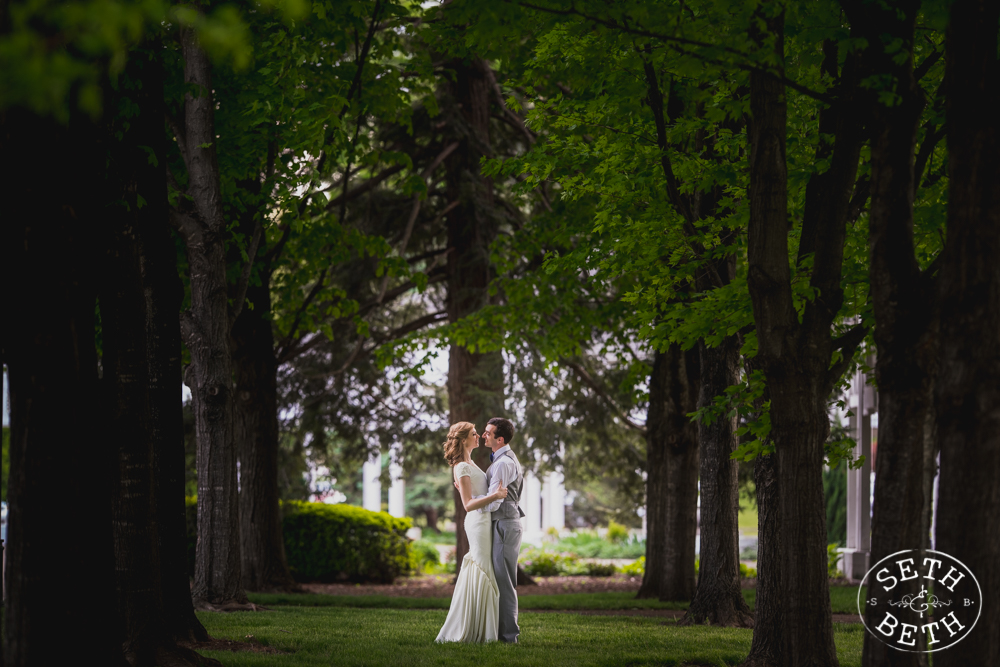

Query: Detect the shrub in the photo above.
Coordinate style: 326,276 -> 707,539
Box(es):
606,521 -> 629,544
553,529 -> 645,559
740,563 -> 757,579
410,539 -> 441,573
443,547 -> 457,574
827,543 -> 842,578
185,497 -> 414,583
620,556 -> 645,576
584,562 -> 618,577
519,547 -> 588,576
283,501 -> 413,583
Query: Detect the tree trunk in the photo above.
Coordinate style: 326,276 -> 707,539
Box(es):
443,56 -> 505,578
685,338 -> 753,626
851,1 -> 936,664
934,2 -> 1000,664
232,260 -> 298,592
2,110 -> 124,665
128,42 -> 213,646
177,23 -> 247,609
742,452 -> 781,667
746,7 -> 854,665
144,207 -> 212,643
638,345 -> 700,602
105,46 -> 220,666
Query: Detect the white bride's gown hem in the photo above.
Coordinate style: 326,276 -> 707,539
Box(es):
435,462 -> 499,643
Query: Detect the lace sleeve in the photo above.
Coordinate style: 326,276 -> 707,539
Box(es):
454,462 -> 472,479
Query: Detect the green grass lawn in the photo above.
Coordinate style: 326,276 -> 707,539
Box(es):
248,586 -> 865,615
195,606 -> 867,666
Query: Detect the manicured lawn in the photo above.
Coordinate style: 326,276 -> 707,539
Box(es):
195,606 -> 867,666
248,586 -> 866,615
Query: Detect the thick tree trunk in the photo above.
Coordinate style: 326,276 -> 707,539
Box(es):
443,56 -> 505,578
747,8 -> 851,665
105,46 -> 219,666
233,264 -> 298,592
934,2 -> 1000,665
2,111 -> 124,665
685,338 -> 753,626
177,24 -> 247,609
742,452 -> 781,667
144,214 -> 211,643
852,2 -> 936,664
104,167 -> 170,667
128,43 -> 213,646
638,345 -> 700,602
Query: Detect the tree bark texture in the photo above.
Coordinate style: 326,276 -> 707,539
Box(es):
177,24 -> 247,608
2,110 -> 124,665
130,43 -> 214,648
443,56 -> 505,578
685,338 -> 753,626
934,2 -> 1000,664
232,256 -> 298,592
742,452 -> 781,667
103,173 -> 168,666
144,213 -> 212,644
747,7 -> 860,665
845,2 -> 937,664
638,345 -> 700,602
104,47 -> 219,666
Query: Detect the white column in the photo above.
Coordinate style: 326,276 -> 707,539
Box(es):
521,470 -> 543,545
842,367 -> 874,581
388,446 -> 405,518
543,471 -> 566,532
362,451 -> 382,513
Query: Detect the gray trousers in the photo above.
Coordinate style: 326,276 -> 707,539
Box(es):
492,517 -> 522,643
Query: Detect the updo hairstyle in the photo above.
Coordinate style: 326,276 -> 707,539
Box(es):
443,421 -> 475,467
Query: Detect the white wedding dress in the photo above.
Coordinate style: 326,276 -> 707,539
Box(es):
435,462 -> 499,643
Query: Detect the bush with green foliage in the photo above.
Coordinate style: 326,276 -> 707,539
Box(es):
519,547 -> 572,576
606,521 -> 629,544
620,556 -> 644,576
410,539 -> 441,573
828,543 -> 843,578
185,498 -> 413,583
551,529 -> 645,559
518,547 -> 619,577
740,563 -> 757,579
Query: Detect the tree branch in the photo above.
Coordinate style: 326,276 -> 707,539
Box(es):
828,322 -> 869,383
513,0 -> 832,104
229,218 -> 264,328
322,163 -> 406,211
563,358 -> 647,435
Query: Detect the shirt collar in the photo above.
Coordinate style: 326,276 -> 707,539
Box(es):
492,444 -> 511,460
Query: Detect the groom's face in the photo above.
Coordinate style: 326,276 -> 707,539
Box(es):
483,424 -> 503,451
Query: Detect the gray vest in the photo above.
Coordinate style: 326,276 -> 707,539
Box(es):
488,449 -> 525,521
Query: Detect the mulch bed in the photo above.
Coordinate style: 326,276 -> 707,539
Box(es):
302,573 -> 644,598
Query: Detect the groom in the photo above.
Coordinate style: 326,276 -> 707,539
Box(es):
481,417 -> 524,643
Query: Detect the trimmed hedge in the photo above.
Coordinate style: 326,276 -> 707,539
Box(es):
185,497 -> 414,583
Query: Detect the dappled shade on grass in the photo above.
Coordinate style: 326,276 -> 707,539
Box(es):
195,606 -> 866,666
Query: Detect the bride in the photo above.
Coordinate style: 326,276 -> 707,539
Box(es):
435,422 -> 508,643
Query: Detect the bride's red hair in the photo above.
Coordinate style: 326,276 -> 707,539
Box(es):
443,422 -> 474,467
